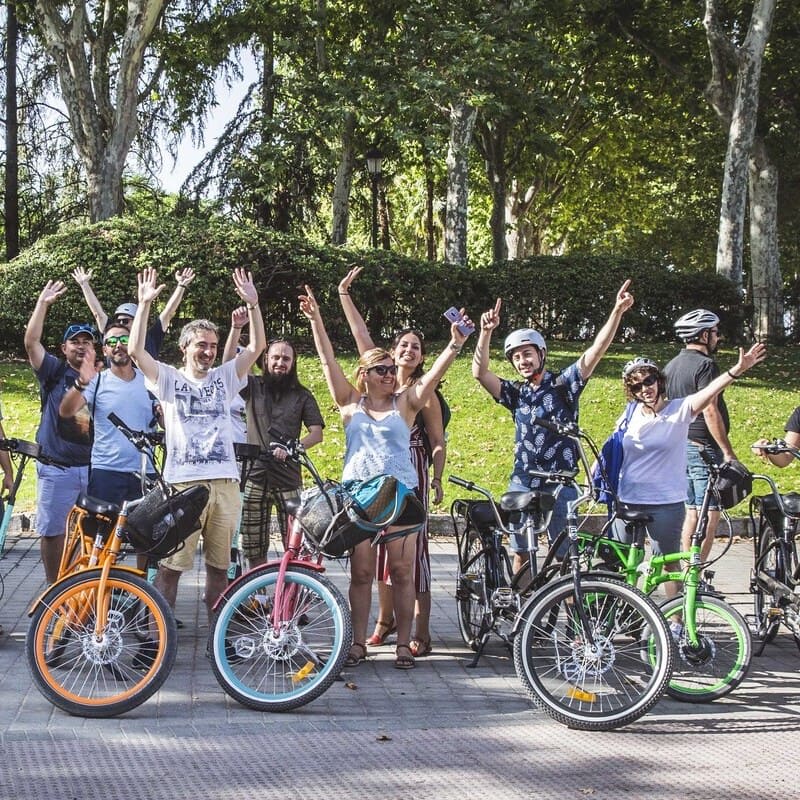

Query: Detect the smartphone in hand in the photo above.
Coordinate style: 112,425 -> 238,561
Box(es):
443,306 -> 475,336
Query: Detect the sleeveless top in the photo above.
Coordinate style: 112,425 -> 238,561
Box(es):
342,395 -> 418,489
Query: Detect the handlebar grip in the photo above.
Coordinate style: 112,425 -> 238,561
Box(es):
448,475 -> 473,490
107,412 -> 130,431
532,416 -> 560,433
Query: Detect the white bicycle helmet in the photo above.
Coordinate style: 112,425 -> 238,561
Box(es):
622,357 -> 660,378
674,309 -> 720,342
503,328 -> 547,360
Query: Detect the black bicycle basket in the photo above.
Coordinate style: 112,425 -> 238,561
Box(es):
715,459 -> 753,510
124,484 -> 209,558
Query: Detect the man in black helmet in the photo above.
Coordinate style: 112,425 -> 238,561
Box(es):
663,308 -> 734,560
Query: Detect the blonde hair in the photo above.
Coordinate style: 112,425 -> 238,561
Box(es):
354,347 -> 393,393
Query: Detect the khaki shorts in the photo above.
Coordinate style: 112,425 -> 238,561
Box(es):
160,479 -> 241,572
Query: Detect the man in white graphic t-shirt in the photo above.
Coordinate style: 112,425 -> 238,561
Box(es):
128,267 -> 265,648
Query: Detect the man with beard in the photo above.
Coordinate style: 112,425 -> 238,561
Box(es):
25,281 -> 96,583
663,309 -> 733,560
59,322 -> 159,508
226,318 -> 324,567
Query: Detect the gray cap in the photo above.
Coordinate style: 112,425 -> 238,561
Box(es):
114,302 -> 138,319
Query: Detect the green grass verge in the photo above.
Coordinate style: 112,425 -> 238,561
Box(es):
2,342 -> 795,515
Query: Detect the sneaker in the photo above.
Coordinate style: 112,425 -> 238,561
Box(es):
132,640 -> 158,671
669,622 -> 685,640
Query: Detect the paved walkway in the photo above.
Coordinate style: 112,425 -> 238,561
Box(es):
1,529 -> 799,800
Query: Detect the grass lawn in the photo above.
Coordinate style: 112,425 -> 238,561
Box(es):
2,341 -> 797,516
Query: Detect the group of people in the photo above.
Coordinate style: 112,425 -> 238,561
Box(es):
7,265 -> 783,671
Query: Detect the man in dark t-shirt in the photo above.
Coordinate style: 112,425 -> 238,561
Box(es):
664,309 -> 736,559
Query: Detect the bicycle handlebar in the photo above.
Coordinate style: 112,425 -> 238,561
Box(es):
107,413 -> 163,450
752,438 -> 800,459
532,416 -> 578,437
0,437 -> 69,468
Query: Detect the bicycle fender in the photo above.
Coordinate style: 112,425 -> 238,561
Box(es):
26,565 -> 144,616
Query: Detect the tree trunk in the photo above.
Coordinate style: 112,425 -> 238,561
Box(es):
330,111 -> 355,245
32,0 -> 166,221
4,1 -> 20,260
478,123 -> 508,263
704,0 -> 777,292
444,102 -> 477,266
749,136 -> 783,342
423,148 -> 436,261
253,32 -> 276,227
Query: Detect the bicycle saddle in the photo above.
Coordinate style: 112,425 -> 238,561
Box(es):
284,496 -> 302,517
760,492 -> 800,518
615,505 -> 654,524
500,490 -> 556,513
75,493 -> 121,518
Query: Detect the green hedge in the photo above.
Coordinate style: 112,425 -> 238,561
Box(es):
0,213 -> 742,356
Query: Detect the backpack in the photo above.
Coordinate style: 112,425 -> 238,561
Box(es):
42,361 -> 94,447
418,388 -> 451,461
591,401 -> 636,515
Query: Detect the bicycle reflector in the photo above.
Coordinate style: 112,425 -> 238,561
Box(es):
715,460 -> 753,509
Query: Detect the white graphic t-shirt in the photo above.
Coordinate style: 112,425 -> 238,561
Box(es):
147,360 -> 243,483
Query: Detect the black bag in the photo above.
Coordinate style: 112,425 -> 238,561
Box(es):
715,460 -> 753,510
125,484 -> 210,558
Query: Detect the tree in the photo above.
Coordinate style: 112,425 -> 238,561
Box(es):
4,1 -> 19,260
29,0 -> 167,221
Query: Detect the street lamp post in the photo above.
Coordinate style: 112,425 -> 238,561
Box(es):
365,147 -> 383,249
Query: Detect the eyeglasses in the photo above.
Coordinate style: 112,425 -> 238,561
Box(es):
368,364 -> 398,377
104,335 -> 130,347
629,373 -> 659,394
114,317 -> 133,326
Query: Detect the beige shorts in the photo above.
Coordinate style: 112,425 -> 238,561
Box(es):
160,479 -> 241,572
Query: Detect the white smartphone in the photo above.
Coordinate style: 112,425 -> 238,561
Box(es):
443,306 -> 475,336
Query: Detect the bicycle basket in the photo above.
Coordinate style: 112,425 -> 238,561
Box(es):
715,459 -> 753,510
296,482 -> 374,558
124,484 -> 209,558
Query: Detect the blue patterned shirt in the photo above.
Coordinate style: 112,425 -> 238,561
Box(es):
498,362 -> 586,488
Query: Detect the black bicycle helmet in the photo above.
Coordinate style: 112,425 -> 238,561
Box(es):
674,309 -> 720,343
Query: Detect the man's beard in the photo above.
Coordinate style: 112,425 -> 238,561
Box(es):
264,370 -> 293,396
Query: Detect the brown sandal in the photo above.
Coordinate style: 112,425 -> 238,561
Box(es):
394,643 -> 415,670
409,637 -> 432,657
366,619 -> 397,646
345,642 -> 368,667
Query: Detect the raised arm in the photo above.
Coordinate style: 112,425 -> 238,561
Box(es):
578,279 -> 634,380
299,285 -> 359,408
59,352 -> 96,418
231,270 -> 266,379
690,343 -> 767,416
338,266 -> 376,353
128,268 -> 166,383
72,267 -> 108,332
472,298 -> 503,400
222,306 -> 249,364
25,280 -> 68,371
158,268 -> 195,331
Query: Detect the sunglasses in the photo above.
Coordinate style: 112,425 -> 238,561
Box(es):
104,335 -> 130,347
629,373 -> 659,394
64,324 -> 95,340
368,364 -> 398,377
114,317 -> 133,326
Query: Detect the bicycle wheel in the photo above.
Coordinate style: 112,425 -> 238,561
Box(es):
513,574 -> 673,731
455,529 -> 492,649
752,523 -> 783,643
659,594 -> 752,702
27,569 -> 176,717
209,564 -> 351,711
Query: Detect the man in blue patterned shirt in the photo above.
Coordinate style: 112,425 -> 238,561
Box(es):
472,281 -> 634,567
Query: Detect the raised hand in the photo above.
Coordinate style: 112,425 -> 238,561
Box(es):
176,268 -> 195,289
733,342 -> 767,376
614,279 -> 634,314
137,268 -> 166,304
71,267 -> 93,287
232,268 -> 258,307
299,285 -> 320,320
38,280 -> 68,306
480,298 -> 502,332
231,306 -> 249,330
338,265 -> 363,295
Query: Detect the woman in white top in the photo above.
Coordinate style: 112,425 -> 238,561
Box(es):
613,344 -> 766,595
300,285 -> 472,670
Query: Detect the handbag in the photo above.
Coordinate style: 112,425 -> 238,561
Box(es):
591,401 -> 636,514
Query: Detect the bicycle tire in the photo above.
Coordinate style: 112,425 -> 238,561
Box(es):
659,594 -> 752,702
753,523 -> 783,643
209,564 -> 351,711
513,574 -> 673,731
455,529 -> 492,650
27,569 -> 176,717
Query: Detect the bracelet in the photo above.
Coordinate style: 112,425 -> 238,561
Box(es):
246,303 -> 257,310
232,326 -> 244,331
73,378 -> 87,392
338,292 -> 349,296
727,369 -> 740,380
177,282 -> 189,288
449,342 -> 462,354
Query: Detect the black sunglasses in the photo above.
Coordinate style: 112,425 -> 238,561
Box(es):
629,373 -> 659,394
368,364 -> 398,377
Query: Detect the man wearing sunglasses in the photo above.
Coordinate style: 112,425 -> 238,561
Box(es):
663,308 -> 736,560
24,281 -> 96,582
58,323 -> 159,511
72,266 -> 195,357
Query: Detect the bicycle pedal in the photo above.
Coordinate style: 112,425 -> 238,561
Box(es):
492,587 -> 516,609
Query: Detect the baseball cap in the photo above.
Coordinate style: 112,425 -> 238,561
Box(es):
114,302 -> 138,319
63,323 -> 97,342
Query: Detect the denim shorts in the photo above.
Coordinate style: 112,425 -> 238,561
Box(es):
36,462 -> 89,537
506,476 -> 577,557
686,442 -> 722,511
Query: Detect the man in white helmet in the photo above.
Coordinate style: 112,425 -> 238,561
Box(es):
473,281 -> 634,568
663,308 -> 734,560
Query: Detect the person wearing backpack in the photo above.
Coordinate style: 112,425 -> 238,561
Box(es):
24,280 -> 95,583
338,266 -> 449,659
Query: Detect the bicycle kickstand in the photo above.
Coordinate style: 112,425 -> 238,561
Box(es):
468,630 -> 492,668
